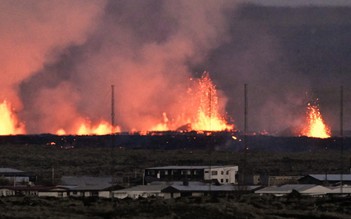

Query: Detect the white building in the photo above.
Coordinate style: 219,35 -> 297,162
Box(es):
204,166 -> 238,184
144,165 -> 238,185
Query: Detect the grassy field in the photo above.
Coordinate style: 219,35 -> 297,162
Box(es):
0,144 -> 349,184
1,144 -> 351,218
1,194 -> 351,219
0,145 -> 351,184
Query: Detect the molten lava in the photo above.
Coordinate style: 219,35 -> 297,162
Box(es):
0,100 -> 26,135
150,112 -> 169,131
301,102 -> 331,138
190,72 -> 233,131
146,72 -> 234,132
56,120 -> 121,135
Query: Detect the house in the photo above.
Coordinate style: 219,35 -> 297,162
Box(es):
0,187 -> 15,196
161,181 -> 259,199
112,184 -> 168,199
204,166 -> 238,184
298,174 -> 351,186
0,168 -> 35,185
113,181 -> 258,200
37,186 -> 69,198
59,176 -> 123,198
255,184 -> 332,197
144,165 -> 238,185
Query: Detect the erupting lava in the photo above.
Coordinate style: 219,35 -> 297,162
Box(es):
0,100 -> 26,135
190,72 -> 233,131
300,102 -> 331,138
2,71 -> 233,135
56,120 -> 121,135
147,72 -> 234,132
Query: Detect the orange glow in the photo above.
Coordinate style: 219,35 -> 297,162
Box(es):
57,120 -> 121,135
301,102 -> 331,138
0,100 -> 26,135
150,112 -> 170,131
56,129 -> 66,135
144,72 -> 234,132
190,72 -> 234,131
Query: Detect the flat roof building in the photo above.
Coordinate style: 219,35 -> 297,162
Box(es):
144,165 -> 238,185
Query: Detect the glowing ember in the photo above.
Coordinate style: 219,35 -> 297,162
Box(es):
0,100 -> 26,135
301,102 -> 331,138
190,72 -> 233,131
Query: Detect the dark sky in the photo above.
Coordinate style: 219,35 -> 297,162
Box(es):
1,0 -> 351,135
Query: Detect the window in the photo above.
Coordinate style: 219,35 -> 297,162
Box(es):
221,171 -> 224,175
221,179 -> 224,183
211,171 -> 218,176
226,179 -> 229,183
187,170 -> 191,175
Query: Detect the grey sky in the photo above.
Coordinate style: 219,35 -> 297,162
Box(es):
248,0 -> 351,7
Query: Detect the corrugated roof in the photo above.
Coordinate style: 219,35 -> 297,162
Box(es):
257,184 -> 317,193
329,185 -> 351,193
115,181 -> 258,193
308,174 -> 351,181
60,176 -> 114,190
255,184 -> 332,195
146,165 -> 237,170
116,184 -> 168,192
162,181 -> 258,192
146,166 -> 214,170
0,168 -> 24,173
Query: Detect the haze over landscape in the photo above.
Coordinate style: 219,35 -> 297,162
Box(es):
1,0 -> 351,135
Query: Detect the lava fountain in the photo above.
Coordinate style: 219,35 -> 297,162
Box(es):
0,100 -> 26,135
190,72 -> 234,131
149,72 -> 234,132
300,101 -> 331,138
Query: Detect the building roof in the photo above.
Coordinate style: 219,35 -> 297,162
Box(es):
0,168 -> 24,173
329,185 -> 351,194
114,184 -> 168,193
255,184 -> 332,195
161,181 -> 258,193
145,165 -> 237,170
59,176 -> 115,191
305,174 -> 351,181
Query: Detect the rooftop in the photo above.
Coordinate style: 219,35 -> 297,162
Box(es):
146,165 -> 237,170
305,174 -> 351,181
0,168 -> 24,173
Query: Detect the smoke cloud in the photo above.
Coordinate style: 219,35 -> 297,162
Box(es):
15,0 -> 239,133
1,0 -> 105,108
1,1 -> 350,134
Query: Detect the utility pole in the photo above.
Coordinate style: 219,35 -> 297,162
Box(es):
242,83 -> 248,186
111,85 -> 115,133
340,85 -> 344,194
111,85 -> 116,200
